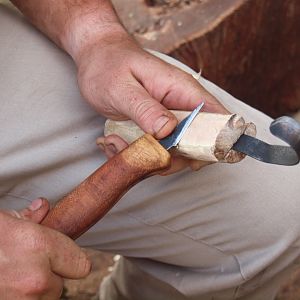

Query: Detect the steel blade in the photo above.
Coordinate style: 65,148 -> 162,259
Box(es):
270,116 -> 300,157
232,134 -> 299,166
159,102 -> 204,150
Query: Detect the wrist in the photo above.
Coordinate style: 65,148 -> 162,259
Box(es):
61,0 -> 127,64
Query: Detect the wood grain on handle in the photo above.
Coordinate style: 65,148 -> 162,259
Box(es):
42,134 -> 171,239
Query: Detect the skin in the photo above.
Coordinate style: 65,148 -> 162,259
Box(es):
2,0 -> 228,298
0,198 -> 91,299
10,0 -> 228,174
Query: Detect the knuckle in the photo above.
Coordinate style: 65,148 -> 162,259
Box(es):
24,272 -> 50,295
174,67 -> 192,80
174,69 -> 199,90
75,251 -> 91,278
129,97 -> 158,124
15,224 -> 46,251
165,65 -> 187,81
28,233 -> 47,252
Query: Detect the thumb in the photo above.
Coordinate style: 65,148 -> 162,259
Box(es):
9,198 -> 50,224
119,82 -> 178,139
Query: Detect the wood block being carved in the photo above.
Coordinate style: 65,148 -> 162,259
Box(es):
105,112 -> 256,163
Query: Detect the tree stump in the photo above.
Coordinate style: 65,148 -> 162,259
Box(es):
112,0 -> 300,118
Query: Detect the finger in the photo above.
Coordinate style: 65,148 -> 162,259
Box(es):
117,80 -> 178,139
132,53 -> 229,114
97,135 -> 128,158
160,156 -> 190,176
162,71 -> 229,114
160,157 -> 212,175
189,160 -> 212,171
8,198 -> 50,224
96,136 -> 106,152
44,230 -> 91,279
41,274 -> 63,300
20,258 -> 63,299
98,133 -> 211,173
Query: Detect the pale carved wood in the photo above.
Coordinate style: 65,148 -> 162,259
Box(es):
105,112 -> 256,163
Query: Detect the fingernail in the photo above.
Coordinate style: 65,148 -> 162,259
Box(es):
106,144 -> 117,154
97,141 -> 105,151
29,198 -> 43,211
153,116 -> 170,135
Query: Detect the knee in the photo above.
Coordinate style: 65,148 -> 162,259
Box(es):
246,165 -> 300,245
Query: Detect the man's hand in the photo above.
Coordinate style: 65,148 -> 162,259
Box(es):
0,198 -> 91,299
77,32 -> 227,173
10,0 -> 228,132
10,0 -> 228,174
77,32 -> 228,138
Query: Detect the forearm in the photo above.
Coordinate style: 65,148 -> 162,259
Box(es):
10,0 -> 127,63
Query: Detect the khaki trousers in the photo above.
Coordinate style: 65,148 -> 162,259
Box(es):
1,3 -> 300,300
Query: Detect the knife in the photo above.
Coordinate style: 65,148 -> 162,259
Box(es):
41,103 -> 205,239
232,116 -> 300,166
42,104 -> 300,238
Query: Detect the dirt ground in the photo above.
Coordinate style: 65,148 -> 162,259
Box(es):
63,249 -> 300,300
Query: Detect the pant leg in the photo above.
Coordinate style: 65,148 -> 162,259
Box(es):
1,4 -> 300,300
0,3 -> 106,209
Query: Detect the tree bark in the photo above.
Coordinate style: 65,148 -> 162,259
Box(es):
112,0 -> 300,117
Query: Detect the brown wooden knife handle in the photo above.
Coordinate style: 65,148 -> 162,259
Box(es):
41,134 -> 171,239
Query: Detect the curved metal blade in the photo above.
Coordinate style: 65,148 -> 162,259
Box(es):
233,116 -> 300,166
232,135 -> 299,166
159,102 -> 204,150
270,116 -> 300,157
